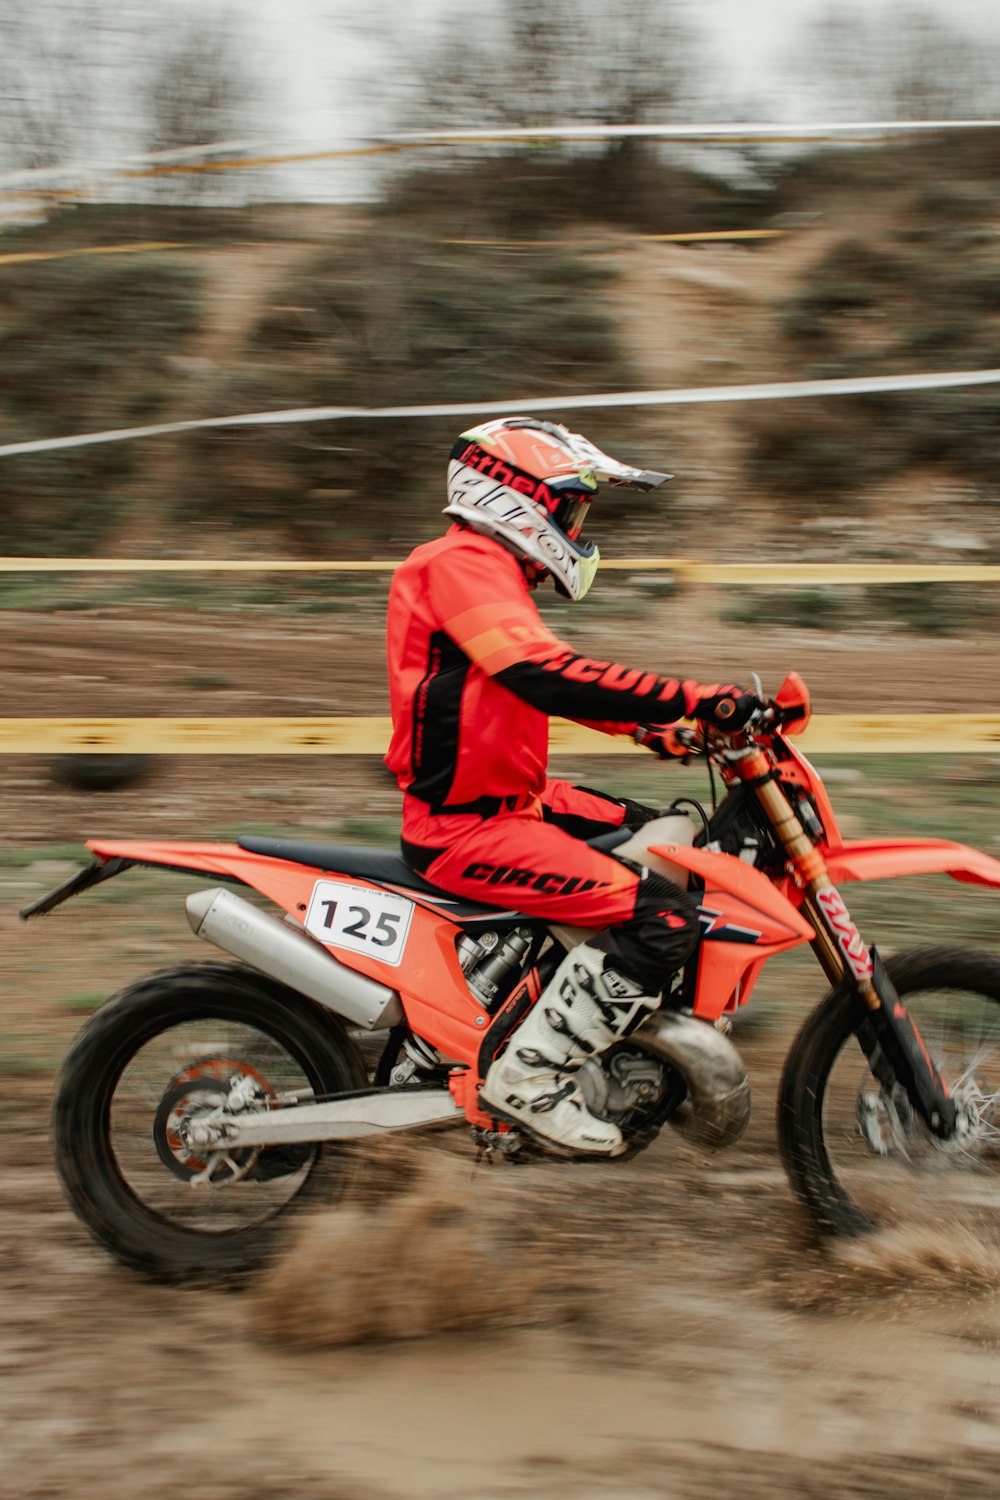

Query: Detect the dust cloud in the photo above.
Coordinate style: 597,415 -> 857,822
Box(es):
251,1143 -> 572,1348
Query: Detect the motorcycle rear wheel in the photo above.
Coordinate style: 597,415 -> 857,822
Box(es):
53,962 -> 366,1280
778,947 -> 1000,1237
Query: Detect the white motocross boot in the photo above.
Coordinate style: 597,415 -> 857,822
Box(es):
478,942 -> 659,1157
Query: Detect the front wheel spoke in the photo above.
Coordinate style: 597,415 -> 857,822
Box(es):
950,1049 -> 1000,1091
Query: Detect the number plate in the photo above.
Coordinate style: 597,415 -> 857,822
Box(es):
304,879 -> 414,968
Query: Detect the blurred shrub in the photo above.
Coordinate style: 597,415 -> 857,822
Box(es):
780,240 -> 900,341
742,168 -> 1000,509
0,254 -> 201,553
744,407 -> 895,503
865,583 -> 973,637
721,588 -> 849,632
721,584 -> 981,637
380,150 -> 777,238
770,136 -> 1000,219
0,202 -> 302,255
182,231 -> 637,550
871,389 -> 1000,485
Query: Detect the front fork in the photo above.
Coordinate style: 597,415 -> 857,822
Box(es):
742,756 -> 958,1140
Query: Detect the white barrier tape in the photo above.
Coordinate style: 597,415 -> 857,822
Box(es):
1,367 -> 999,461
385,120 -> 1000,145
3,558 -> 1000,584
3,119 -> 999,192
1,714 -> 998,755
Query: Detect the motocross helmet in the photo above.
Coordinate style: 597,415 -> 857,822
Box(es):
444,416 -> 670,601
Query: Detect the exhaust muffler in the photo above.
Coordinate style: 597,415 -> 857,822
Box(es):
185,887 -> 404,1030
632,1009 -> 751,1149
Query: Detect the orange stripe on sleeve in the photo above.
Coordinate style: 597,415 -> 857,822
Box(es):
443,601 -> 567,676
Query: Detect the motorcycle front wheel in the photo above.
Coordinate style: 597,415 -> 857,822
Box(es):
53,962 -> 367,1280
778,947 -> 1000,1238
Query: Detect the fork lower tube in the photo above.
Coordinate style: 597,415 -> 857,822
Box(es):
750,767 -> 956,1137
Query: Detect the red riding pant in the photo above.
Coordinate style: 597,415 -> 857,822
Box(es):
401,779 -> 700,992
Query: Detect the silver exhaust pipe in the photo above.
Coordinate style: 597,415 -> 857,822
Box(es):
185,887 -> 404,1030
632,1009 -> 751,1150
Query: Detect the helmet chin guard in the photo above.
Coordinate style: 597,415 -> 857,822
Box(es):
443,417 -> 669,602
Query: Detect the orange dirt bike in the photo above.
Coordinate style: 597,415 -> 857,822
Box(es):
24,672 -> 1000,1279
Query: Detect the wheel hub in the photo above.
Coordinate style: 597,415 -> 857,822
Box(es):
944,1072 -> 999,1153
857,1085 -> 916,1158
153,1056 -> 272,1187
857,1071 -> 999,1161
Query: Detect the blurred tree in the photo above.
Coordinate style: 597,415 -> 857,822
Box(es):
139,3 -> 264,202
378,0 -> 703,130
354,0 -> 712,230
787,3 -> 1000,121
0,0 -> 104,169
0,0 -> 261,197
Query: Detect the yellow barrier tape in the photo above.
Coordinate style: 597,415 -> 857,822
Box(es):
3,557 -> 1000,584
638,229 -> 787,243
443,230 -> 787,247
0,232 -> 782,267
1,715 -> 998,755
0,145 -> 403,199
0,241 -> 188,268
625,562 -> 1000,584
0,557 -> 404,573
115,144 -> 410,181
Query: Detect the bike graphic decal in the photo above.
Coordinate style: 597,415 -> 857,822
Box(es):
305,879 -> 415,968
697,907 -> 761,944
814,886 -> 874,981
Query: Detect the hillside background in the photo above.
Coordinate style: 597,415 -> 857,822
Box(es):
2,135 -> 999,596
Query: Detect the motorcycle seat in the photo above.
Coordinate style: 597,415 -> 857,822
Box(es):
237,826 -> 633,922
237,835 -> 517,920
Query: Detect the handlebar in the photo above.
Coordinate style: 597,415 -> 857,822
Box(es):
680,698 -> 787,749
641,674 -> 810,757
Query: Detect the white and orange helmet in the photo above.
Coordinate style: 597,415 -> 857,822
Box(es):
444,417 -> 670,601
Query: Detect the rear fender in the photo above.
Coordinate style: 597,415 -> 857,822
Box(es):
825,838 -> 1000,890
648,842 -> 814,1021
79,838 -> 494,1066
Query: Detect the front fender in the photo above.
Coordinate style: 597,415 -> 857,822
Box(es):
825,838 -> 1000,890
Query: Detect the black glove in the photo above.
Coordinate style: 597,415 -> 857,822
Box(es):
634,724 -> 699,762
695,685 -> 762,730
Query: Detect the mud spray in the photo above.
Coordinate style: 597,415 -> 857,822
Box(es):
779,1223 -> 1000,1311
251,1135 -> 1000,1344
249,1140 -> 594,1348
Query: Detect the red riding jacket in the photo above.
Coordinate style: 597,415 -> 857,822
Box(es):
385,526 -> 710,811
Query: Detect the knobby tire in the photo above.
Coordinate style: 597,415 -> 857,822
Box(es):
53,962 -> 367,1280
778,946 -> 1000,1236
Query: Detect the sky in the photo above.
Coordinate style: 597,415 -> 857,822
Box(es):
239,0 -> 1000,148
702,0 -> 1000,94
202,0 -> 1000,203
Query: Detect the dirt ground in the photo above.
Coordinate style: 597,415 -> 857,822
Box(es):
3,603 -> 1000,1499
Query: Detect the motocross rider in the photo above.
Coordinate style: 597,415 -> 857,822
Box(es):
385,417 -> 760,1157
